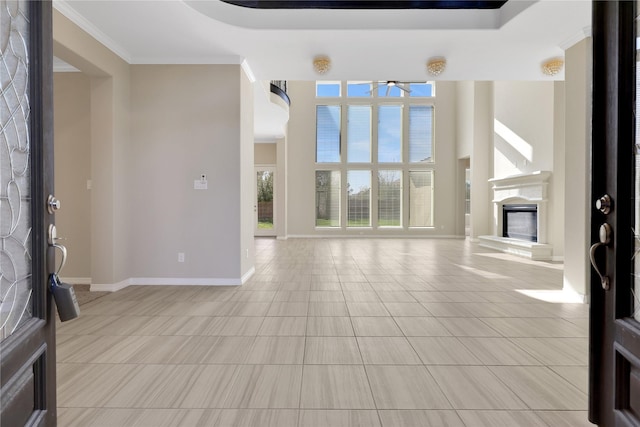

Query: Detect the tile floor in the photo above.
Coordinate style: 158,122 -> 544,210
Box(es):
56,238 -> 591,426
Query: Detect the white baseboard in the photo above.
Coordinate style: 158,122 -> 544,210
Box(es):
241,267 -> 255,284
60,277 -> 92,285
91,279 -> 130,292
130,277 -> 244,286
87,273 -> 255,292
276,235 -> 288,240
287,234 -> 465,239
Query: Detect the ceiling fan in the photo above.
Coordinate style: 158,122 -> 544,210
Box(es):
369,81 -> 425,96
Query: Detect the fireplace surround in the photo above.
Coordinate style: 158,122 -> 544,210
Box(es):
479,171 -> 553,260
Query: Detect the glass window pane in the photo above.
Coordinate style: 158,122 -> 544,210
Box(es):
347,170 -> 371,227
347,81 -> 371,97
378,105 -> 402,163
316,171 -> 341,227
409,171 -> 433,227
316,105 -> 341,163
409,83 -> 434,97
409,105 -> 434,162
378,83 -> 402,97
257,171 -> 274,230
347,105 -> 371,163
316,81 -> 341,97
378,170 -> 402,227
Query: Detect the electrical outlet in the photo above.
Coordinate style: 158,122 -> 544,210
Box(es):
178,252 -> 185,263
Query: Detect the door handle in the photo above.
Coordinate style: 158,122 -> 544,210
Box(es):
590,223 -> 612,290
48,224 -> 67,276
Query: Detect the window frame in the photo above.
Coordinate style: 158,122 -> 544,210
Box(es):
315,80 -> 436,231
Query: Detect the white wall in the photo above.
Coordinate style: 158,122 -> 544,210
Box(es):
564,37 -> 592,299
286,80 -> 460,237
493,81 -> 555,178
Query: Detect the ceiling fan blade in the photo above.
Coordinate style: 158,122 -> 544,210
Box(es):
396,82 -> 412,93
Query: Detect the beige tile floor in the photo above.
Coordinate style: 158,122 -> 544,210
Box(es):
57,238 -> 591,427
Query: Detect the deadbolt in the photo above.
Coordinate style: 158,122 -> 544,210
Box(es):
47,195 -> 61,214
595,194 -> 612,214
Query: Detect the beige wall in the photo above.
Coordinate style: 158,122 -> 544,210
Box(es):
53,9 -> 131,285
53,72 -> 92,279
286,80 -> 460,237
255,143 -> 277,164
54,12 -> 255,286
129,64 -> 249,281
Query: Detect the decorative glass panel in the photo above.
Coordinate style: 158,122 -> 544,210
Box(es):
316,105 -> 341,163
634,19 -> 640,321
347,105 -> 371,163
409,171 -> 433,227
378,105 -> 402,163
347,170 -> 371,227
1,0 -> 32,340
409,105 -> 434,162
316,171 -> 340,227
378,170 -> 402,227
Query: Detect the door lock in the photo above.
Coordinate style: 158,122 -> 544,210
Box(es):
595,194 -> 612,214
47,195 -> 61,214
589,223 -> 612,290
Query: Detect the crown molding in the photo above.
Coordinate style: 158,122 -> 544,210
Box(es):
53,0 -> 133,63
131,55 -> 245,65
559,25 -> 591,51
241,59 -> 256,83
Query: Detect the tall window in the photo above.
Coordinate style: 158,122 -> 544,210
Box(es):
409,105 -> 433,163
347,106 -> 371,163
378,105 -> 402,163
378,170 -> 402,226
315,81 -> 435,230
316,171 -> 341,227
347,170 -> 371,227
409,171 -> 433,227
316,105 -> 341,163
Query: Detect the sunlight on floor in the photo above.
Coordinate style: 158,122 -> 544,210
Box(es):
515,289 -> 585,304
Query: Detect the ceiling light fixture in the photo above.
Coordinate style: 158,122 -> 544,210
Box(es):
541,58 -> 564,76
313,55 -> 331,75
426,57 -> 446,76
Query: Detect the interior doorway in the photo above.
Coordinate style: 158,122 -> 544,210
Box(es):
255,166 -> 276,236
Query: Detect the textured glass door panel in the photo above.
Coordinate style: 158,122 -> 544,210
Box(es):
0,0 -> 32,340
635,9 -> 640,322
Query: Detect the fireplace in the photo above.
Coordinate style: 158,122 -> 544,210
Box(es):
478,171 -> 552,260
503,204 -> 537,242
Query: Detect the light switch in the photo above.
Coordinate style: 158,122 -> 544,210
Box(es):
194,180 -> 208,190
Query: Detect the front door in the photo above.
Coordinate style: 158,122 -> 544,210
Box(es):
590,1 -> 640,425
255,167 -> 276,236
0,1 -> 57,425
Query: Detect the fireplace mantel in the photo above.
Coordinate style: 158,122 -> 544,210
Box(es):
489,171 -> 551,203
480,171 -> 553,260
